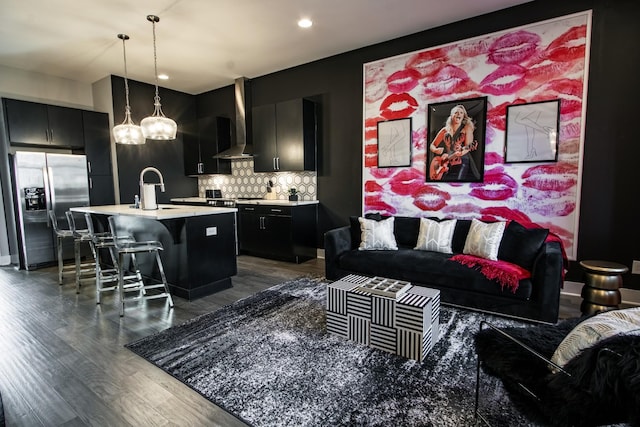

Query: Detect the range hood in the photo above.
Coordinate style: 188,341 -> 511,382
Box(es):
214,77 -> 253,159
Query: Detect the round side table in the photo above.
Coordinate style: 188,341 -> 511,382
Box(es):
579,260 -> 628,316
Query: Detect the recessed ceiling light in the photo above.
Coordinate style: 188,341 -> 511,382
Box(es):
298,18 -> 312,28
158,74 -> 169,80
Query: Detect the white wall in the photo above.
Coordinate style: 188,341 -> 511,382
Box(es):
0,64 -> 94,108
0,66 -> 98,265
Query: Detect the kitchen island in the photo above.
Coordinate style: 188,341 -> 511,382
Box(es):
71,204 -> 238,300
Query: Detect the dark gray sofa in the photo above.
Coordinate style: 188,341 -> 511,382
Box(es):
324,215 -> 565,323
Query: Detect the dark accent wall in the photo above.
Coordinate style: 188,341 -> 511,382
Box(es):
194,0 -> 640,288
111,76 -> 198,204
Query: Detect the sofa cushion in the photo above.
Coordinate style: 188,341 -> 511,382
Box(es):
452,219 -> 472,253
358,216 -> 398,250
463,219 -> 506,261
550,307 -> 640,369
498,221 -> 549,270
393,216 -> 420,248
337,249 -> 533,300
414,218 -> 457,254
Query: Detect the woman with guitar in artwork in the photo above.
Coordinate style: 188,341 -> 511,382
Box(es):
429,104 -> 480,181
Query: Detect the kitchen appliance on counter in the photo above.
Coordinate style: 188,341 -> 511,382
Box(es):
11,151 -> 90,270
172,190 -> 261,207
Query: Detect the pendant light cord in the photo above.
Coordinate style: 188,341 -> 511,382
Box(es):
121,36 -> 132,115
150,16 -> 163,113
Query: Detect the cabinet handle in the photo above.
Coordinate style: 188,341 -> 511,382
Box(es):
89,177 -> 93,189
270,208 -> 282,213
273,157 -> 277,170
276,157 -> 280,170
87,161 -> 92,173
49,129 -> 53,141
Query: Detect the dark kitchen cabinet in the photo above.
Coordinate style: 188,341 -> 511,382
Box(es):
252,98 -> 317,172
238,203 -> 317,263
82,110 -> 115,205
184,116 -> 232,176
3,98 -> 84,148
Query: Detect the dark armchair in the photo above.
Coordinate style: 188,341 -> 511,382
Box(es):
474,316 -> 640,426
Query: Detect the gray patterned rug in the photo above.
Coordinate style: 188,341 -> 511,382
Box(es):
126,277 -> 536,427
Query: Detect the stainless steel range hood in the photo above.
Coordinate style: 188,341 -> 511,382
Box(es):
214,77 -> 253,159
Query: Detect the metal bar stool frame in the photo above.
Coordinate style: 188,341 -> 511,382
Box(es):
83,213 -> 142,304
107,216 -> 174,317
65,211 -> 97,293
48,210 -> 77,285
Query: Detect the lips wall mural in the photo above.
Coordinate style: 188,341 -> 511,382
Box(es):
362,11 -> 591,260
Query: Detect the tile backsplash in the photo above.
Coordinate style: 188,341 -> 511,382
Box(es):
197,158 -> 317,200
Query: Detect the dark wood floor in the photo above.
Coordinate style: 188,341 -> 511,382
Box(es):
0,255 -> 580,426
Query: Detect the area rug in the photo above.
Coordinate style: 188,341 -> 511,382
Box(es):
126,276 -> 537,427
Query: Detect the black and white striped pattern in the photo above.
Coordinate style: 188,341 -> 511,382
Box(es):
326,311 -> 348,338
371,295 -> 395,327
371,324 -> 396,352
326,279 -> 357,315
326,275 -> 441,362
348,315 -> 370,345
347,292 -> 371,319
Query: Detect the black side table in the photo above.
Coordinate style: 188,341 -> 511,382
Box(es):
579,260 -> 628,315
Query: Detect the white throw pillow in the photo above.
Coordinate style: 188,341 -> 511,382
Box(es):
462,219 -> 506,260
358,217 -> 398,250
550,307 -> 640,370
414,218 -> 457,254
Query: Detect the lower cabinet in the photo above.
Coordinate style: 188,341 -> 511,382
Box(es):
238,204 -> 317,263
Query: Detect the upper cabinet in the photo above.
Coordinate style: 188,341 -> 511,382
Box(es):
252,98 -> 317,172
184,116 -> 232,176
3,98 -> 84,148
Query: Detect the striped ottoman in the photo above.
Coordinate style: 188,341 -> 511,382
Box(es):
326,274 -> 440,362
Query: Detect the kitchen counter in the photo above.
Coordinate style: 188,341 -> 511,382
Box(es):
72,204 -> 236,219
236,199 -> 319,206
74,204 -> 237,300
170,197 -> 319,207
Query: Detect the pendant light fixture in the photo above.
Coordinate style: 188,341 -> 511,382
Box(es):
140,14 -> 177,140
113,34 -> 145,145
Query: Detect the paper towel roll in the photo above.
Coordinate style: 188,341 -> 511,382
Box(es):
142,184 -> 158,210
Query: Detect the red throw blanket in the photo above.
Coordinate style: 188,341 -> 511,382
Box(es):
451,221 -> 568,292
450,254 -> 530,293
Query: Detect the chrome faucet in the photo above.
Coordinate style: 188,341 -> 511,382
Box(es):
139,167 -> 165,210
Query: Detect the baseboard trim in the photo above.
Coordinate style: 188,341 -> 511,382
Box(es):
562,280 -> 640,306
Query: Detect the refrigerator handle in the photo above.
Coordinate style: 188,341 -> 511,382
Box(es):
42,166 -> 53,227
44,166 -> 56,214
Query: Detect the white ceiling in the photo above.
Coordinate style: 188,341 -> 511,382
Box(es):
0,0 -> 531,95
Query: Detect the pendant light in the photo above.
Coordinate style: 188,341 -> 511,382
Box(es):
140,14 -> 177,140
113,34 -> 145,145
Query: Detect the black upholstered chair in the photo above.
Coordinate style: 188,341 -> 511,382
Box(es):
474,315 -> 640,426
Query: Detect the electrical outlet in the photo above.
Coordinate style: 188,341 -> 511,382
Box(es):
206,226 -> 217,236
633,260 -> 640,275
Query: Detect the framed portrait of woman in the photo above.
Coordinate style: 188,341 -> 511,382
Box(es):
426,96 -> 487,183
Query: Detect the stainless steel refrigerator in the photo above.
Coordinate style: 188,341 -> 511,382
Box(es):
11,151 -> 90,270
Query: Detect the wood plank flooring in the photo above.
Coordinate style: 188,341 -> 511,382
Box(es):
0,255 -> 580,426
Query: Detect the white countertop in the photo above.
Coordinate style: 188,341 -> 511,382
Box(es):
236,199 -> 319,206
170,197 -> 319,207
71,204 -> 237,220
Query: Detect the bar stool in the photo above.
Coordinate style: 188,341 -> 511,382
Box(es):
107,216 -> 174,317
83,213 -> 135,304
65,211 -> 97,293
48,210 -> 76,285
